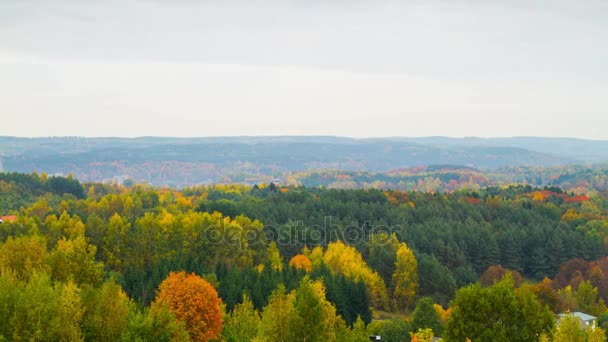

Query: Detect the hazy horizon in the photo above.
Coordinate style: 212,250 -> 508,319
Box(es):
2,1 -> 607,139
0,134 -> 607,140
3,135 -> 608,144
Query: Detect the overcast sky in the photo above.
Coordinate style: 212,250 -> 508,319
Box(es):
1,0 -> 607,139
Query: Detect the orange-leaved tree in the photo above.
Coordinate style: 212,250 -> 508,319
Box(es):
153,271 -> 222,342
289,254 -> 312,272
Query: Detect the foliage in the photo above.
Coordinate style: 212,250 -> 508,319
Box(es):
82,280 -> 131,341
153,271 -> 223,342
411,297 -> 443,336
0,235 -> 48,280
417,253 -> 456,307
324,240 -> 390,309
223,294 -> 260,342
289,254 -> 313,272
1,172 -> 608,340
410,328 -> 437,342
367,318 -> 412,342
286,276 -> 331,342
47,235 -> 104,287
480,265 -> 523,287
531,278 -> 561,313
392,242 -> 419,309
366,232 -> 399,285
444,276 -> 554,341
258,285 -> 295,342
554,314 -> 606,342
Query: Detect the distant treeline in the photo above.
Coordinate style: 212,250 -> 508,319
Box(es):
7,136 -> 608,186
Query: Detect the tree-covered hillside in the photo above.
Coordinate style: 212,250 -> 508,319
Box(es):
1,172 -> 608,340
6,136 -> 607,187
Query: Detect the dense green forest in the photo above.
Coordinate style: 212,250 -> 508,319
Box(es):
1,171 -> 608,341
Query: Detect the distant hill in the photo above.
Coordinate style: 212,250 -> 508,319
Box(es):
386,137 -> 608,163
0,136 -> 604,187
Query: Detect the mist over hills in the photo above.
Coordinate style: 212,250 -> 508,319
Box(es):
0,136 -> 606,187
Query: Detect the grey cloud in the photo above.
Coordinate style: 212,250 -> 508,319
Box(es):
1,1 -> 607,138
1,0 -> 606,81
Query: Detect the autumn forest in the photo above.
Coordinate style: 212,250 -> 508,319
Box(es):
3,0 -> 608,339
0,169 -> 608,341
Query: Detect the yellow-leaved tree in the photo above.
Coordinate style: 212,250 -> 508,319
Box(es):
268,241 -> 283,272
323,240 -> 389,309
392,242 -> 419,309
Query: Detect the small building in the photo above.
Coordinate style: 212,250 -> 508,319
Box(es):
0,215 -> 17,224
558,312 -> 597,328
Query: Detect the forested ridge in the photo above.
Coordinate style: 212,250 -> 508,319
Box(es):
3,136 -> 608,187
1,171 -> 608,341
